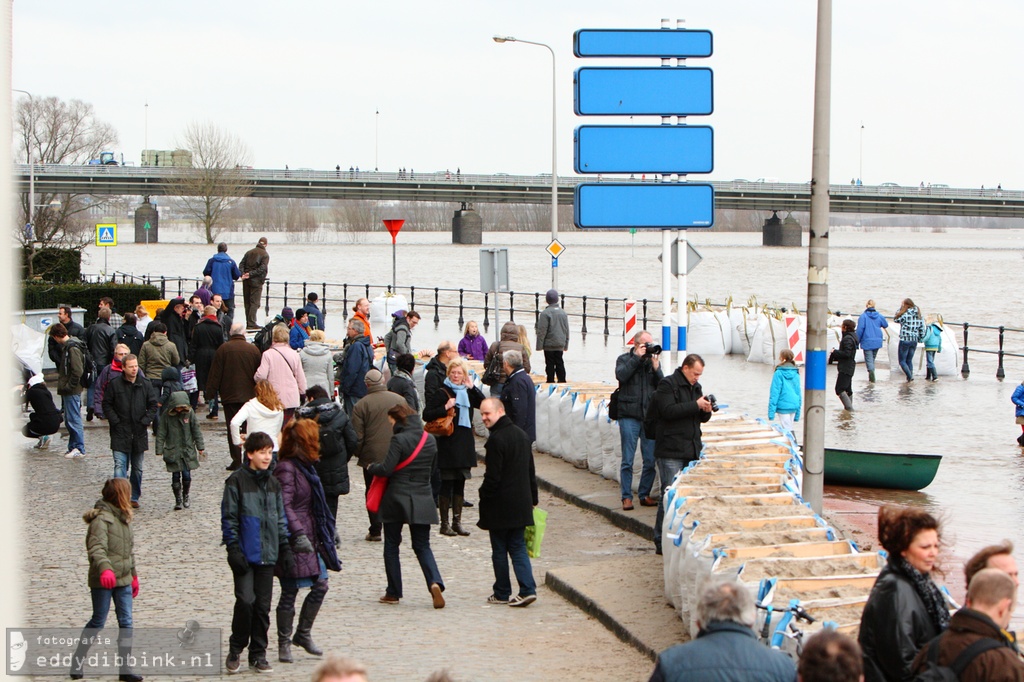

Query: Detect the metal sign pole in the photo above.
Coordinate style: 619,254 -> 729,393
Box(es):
662,230 -> 673,366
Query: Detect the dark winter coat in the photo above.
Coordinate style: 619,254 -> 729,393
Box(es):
25,381 -> 61,435
911,608 -> 1024,682
92,362 -> 123,419
84,499 -> 136,588
297,398 -> 358,497
157,391 -> 204,473
352,384 -> 408,467
367,415 -> 439,525
484,321 -> 532,385
221,465 -> 289,566
102,373 -> 157,455
536,303 -> 570,351
501,368 -> 536,442
477,416 -> 537,530
205,333 -> 261,403
301,302 -> 323,332
203,251 -> 241,300
56,337 -> 85,396
859,562 -> 943,682
188,317 -> 225,391
159,367 -> 184,412
116,323 -> 144,356
648,620 -> 797,682
274,457 -> 340,578
831,329 -> 859,376
85,319 -> 117,366
240,244 -> 270,283
422,354 -> 449,414
649,368 -> 711,461
338,334 -> 373,399
615,347 -> 664,420
159,300 -> 189,364
48,319 -> 84,364
387,370 -> 419,412
423,382 -> 484,470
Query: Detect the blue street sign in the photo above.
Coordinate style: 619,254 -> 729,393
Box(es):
575,125 -> 713,174
574,183 -> 714,229
574,29 -> 713,58
574,67 -> 713,116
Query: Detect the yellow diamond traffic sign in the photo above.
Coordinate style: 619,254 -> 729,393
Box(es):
546,239 -> 565,259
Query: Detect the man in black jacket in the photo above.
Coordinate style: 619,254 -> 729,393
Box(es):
615,330 -> 664,511
478,398 -> 539,607
649,353 -> 713,554
47,305 -> 85,364
102,354 -> 158,507
500,349 -> 535,443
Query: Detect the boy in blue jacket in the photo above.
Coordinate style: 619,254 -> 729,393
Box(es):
221,432 -> 293,674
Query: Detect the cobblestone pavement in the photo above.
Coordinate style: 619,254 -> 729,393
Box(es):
18,411 -> 655,682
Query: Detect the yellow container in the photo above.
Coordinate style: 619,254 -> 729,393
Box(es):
140,300 -> 170,321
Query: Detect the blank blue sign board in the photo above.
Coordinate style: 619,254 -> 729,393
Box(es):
575,125 -> 714,174
574,29 -> 713,58
574,183 -> 715,229
575,67 -> 713,116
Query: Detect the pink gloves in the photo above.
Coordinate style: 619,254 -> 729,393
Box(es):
131,575 -> 139,598
99,569 -> 116,589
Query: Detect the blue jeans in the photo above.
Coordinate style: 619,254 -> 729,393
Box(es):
113,450 -> 144,502
86,383 -> 96,414
383,522 -> 443,599
488,527 -> 536,600
618,417 -> 656,500
653,458 -> 686,548
926,350 -> 936,372
84,585 -> 133,630
63,393 -> 84,453
862,347 -> 879,373
898,340 -> 917,380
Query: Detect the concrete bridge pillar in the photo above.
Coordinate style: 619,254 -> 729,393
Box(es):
134,196 -> 159,243
452,204 -> 482,244
762,210 -> 801,247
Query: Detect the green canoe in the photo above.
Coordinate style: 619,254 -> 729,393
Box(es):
823,448 -> 942,491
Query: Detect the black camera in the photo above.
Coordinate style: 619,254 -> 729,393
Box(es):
644,343 -> 662,356
706,394 -> 720,412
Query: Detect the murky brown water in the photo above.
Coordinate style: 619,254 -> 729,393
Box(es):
85,226 -> 1024,622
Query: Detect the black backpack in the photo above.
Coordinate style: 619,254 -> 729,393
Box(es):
253,316 -> 284,353
912,635 -> 1006,682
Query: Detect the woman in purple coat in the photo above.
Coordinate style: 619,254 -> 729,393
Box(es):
272,419 -> 340,664
458,320 -> 489,361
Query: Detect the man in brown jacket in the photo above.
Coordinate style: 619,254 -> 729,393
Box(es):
351,368 -> 405,542
912,568 -> 1024,680
206,322 -> 262,470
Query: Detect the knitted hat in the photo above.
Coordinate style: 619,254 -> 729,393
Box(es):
364,368 -> 385,386
545,289 -> 559,305
258,237 -> 268,246
281,307 -> 294,321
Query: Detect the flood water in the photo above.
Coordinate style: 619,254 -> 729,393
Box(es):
85,226 -> 1024,620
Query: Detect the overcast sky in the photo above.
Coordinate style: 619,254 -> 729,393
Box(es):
12,1 -> 1023,188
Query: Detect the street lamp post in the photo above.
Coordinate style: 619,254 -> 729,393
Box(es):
858,121 -> 864,183
493,35 -> 559,290
12,89 -> 35,241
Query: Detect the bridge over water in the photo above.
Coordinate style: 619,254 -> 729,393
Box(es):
15,164 -> 1024,218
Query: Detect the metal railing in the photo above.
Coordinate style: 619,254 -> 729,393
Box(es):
86,270 -> 1024,379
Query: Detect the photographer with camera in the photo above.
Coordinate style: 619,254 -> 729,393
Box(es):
614,331 -> 664,511
646,353 -> 713,554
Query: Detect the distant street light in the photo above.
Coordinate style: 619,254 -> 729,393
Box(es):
859,121 -> 864,183
493,35 -> 559,289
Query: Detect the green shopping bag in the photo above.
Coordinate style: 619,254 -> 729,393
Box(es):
524,507 -> 548,559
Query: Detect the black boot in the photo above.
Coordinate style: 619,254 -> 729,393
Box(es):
118,631 -> 143,682
69,634 -> 93,679
182,478 -> 191,508
172,482 -> 183,511
86,407 -> 94,422
276,605 -> 294,663
438,496 -> 455,536
1017,433 -> 1024,447
292,582 -> 327,656
451,495 -> 471,536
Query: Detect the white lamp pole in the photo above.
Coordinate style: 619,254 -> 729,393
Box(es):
493,35 -> 559,290
12,89 -> 35,240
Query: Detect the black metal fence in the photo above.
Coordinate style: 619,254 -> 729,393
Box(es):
86,271 -> 1024,380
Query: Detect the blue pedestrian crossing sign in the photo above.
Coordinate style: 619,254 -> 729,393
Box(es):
95,223 -> 117,247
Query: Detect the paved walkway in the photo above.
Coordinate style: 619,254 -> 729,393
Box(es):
18,410 -> 661,682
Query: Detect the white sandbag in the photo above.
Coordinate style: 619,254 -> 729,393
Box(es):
586,400 -> 604,475
556,390 -> 575,459
749,315 -> 788,365
933,326 -> 960,376
730,307 -> 760,356
599,407 -> 619,480
535,385 -> 551,452
564,395 -> 589,469
687,309 -> 732,356
370,293 -> 409,335
547,387 -> 566,457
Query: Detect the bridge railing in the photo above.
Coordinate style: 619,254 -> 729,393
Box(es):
89,270 -> 1024,379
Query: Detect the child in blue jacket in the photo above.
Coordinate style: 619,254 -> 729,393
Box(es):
768,349 -> 801,438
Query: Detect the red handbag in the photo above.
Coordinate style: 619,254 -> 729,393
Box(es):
366,431 -> 429,513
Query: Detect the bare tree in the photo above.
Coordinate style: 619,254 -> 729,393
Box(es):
168,121 -> 253,244
13,96 -> 119,278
